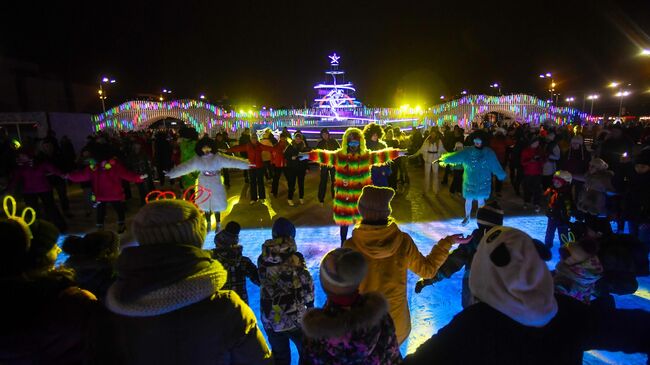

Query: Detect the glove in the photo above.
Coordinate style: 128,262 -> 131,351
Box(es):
415,277 -> 438,293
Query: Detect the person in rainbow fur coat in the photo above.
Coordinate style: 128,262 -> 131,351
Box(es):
307,128 -> 403,244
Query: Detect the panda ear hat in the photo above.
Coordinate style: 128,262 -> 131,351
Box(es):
469,226 -> 558,327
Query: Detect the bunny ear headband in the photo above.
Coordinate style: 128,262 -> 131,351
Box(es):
3,195 -> 36,240
145,185 -> 212,209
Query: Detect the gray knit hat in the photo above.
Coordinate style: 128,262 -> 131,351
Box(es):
320,248 -> 368,295
132,200 -> 207,247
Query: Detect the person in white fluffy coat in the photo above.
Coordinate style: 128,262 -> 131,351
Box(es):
167,136 -> 250,230
412,127 -> 446,194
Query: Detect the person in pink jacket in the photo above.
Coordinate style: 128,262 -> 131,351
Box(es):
10,151 -> 67,231
67,148 -> 145,233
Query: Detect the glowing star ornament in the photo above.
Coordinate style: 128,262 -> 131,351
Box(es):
329,53 -> 340,65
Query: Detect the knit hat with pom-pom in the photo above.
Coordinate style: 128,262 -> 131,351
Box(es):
132,199 -> 207,247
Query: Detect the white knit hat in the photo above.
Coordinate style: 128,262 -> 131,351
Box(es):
132,200 -> 207,247
469,226 -> 558,327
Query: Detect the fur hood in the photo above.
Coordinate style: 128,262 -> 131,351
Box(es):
302,292 -> 388,339
341,128 -> 367,155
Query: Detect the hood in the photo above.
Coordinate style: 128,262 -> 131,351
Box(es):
212,245 -> 243,262
341,128 -> 367,155
347,221 -> 404,259
302,292 -> 388,339
260,237 -> 298,264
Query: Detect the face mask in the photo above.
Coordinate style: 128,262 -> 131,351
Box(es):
347,140 -> 360,148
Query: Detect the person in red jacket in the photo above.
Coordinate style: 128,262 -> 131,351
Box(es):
270,134 -> 289,198
227,133 -> 276,204
520,138 -> 545,212
490,128 -> 514,197
66,144 -> 145,233
10,150 -> 67,231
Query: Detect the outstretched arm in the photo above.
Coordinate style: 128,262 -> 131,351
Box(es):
438,149 -> 466,167
307,149 -> 337,167
369,148 -> 401,166
407,235 -> 454,279
166,156 -> 199,179
213,154 -> 251,170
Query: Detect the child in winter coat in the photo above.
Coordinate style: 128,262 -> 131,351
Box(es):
211,221 -> 259,304
543,170 -> 574,248
301,248 -> 402,365
258,217 -> 314,365
62,230 -> 120,299
553,233 -> 603,304
415,201 -> 505,308
344,185 -> 456,344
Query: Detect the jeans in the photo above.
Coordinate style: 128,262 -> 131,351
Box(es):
266,328 -> 302,365
271,166 -> 286,197
249,168 -> 266,201
545,217 -> 569,248
509,165 -> 523,195
286,167 -> 306,200
318,166 -> 335,202
523,175 -> 542,205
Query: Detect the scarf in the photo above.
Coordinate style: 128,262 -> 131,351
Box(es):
106,244 -> 226,317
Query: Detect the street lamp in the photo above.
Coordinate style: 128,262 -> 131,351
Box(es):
565,97 -> 575,107
461,90 -> 468,95
489,83 -> 501,95
586,94 -> 599,115
440,95 -> 445,100
641,49 -> 650,56
98,76 -> 116,112
199,94 -> 206,100
615,90 -> 631,118
160,88 -> 172,102
539,72 -> 557,104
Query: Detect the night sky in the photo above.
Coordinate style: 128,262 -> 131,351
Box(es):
3,0 -> 650,109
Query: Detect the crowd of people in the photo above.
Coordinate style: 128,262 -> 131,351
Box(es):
1,118 -> 650,364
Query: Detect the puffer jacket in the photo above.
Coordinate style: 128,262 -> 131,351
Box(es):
258,237 -> 314,333
301,292 -> 402,365
211,245 -> 259,304
344,220 -> 452,344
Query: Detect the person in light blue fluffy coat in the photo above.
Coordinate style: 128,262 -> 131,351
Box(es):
440,130 -> 506,226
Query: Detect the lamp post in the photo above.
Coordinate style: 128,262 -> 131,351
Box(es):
539,72 -> 556,104
199,94 -> 206,100
160,88 -> 172,102
615,90 -> 631,118
99,76 -> 116,113
586,94 -> 599,115
489,83 -> 501,95
565,97 -> 575,107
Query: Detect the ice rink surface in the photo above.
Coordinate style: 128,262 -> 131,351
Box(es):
58,215 -> 649,364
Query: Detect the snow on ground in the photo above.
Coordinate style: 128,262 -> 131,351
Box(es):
57,215 -> 649,364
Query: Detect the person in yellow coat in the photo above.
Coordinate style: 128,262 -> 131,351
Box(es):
344,185 -> 468,344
